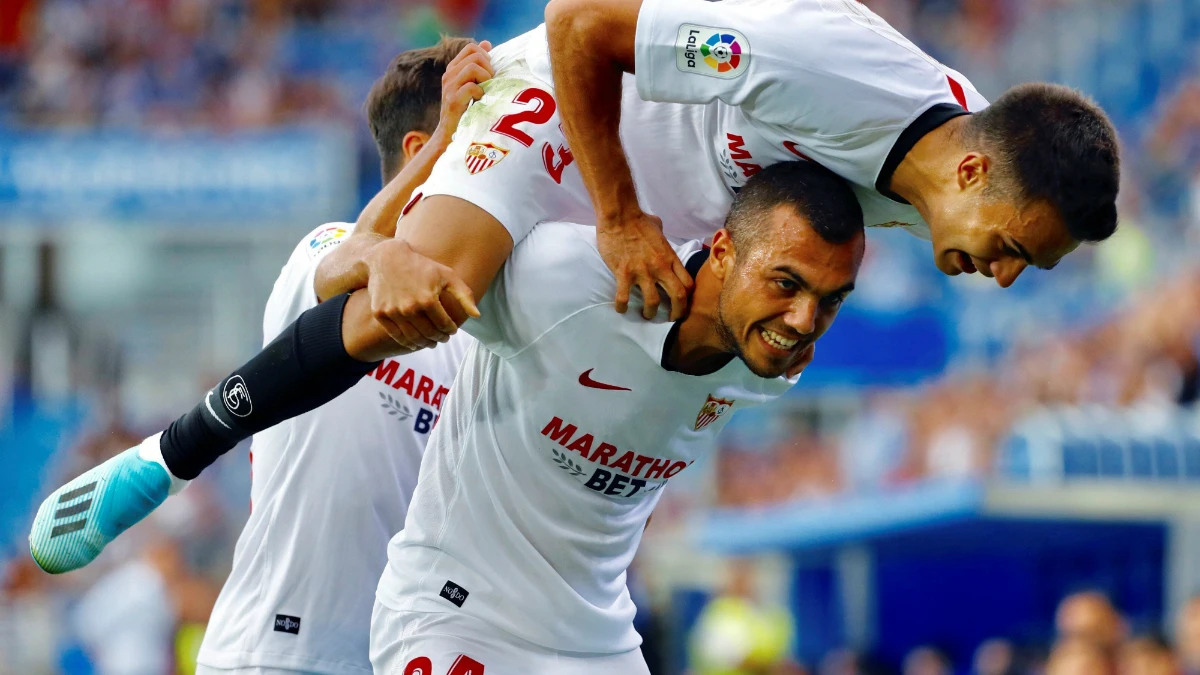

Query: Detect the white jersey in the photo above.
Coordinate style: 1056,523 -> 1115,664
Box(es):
375,221 -> 796,653
419,2 -> 988,247
198,223 -> 473,675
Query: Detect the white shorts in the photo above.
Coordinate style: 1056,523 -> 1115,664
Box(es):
368,603 -> 650,675
412,47 -> 593,248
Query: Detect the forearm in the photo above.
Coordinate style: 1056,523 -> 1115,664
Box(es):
314,129 -> 453,301
546,0 -> 642,222
357,128 -> 452,237
158,292 -> 389,479
313,232 -> 386,301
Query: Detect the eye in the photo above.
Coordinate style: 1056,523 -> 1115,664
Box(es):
820,294 -> 846,309
775,278 -> 797,291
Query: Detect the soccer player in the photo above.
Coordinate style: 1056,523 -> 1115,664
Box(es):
33,38 -> 492,674
194,40 -> 494,675
354,0 -> 1120,349
361,160 -> 863,673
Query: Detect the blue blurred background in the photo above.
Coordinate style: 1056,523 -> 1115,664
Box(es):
0,0 -> 1198,674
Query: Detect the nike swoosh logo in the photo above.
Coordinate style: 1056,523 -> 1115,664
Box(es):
578,369 -> 631,391
205,391 -> 232,430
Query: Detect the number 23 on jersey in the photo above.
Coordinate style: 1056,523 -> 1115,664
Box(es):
490,88 -> 575,185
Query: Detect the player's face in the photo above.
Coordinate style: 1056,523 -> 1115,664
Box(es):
926,160 -> 1079,288
712,206 -> 864,379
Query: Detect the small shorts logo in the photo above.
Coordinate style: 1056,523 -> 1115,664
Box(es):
676,24 -> 749,79
440,580 -> 470,608
273,614 -> 301,635
222,375 -> 253,418
694,394 -> 735,430
465,142 -> 509,175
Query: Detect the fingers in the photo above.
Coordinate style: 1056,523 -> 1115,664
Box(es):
444,45 -> 493,86
450,62 -> 493,88
662,258 -> 693,322
637,276 -> 661,320
613,275 -> 632,315
444,276 -> 480,319
423,297 -> 460,336
440,47 -> 494,131
377,315 -> 436,351
447,41 -> 491,71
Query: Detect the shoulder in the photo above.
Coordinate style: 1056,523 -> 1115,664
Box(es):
503,222 -> 614,306
263,221 -> 355,341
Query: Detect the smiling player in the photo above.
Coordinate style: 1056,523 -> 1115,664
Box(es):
365,161 -> 863,673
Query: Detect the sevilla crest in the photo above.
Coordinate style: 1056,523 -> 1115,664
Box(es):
465,142 -> 509,174
694,394 -> 735,431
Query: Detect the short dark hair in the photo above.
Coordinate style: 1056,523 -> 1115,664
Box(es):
364,36 -> 473,180
724,161 -> 864,251
965,82 -> 1120,243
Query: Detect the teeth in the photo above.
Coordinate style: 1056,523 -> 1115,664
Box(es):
760,328 -> 798,350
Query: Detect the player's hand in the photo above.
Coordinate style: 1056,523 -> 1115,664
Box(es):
363,238 -> 480,350
597,211 -> 693,321
434,40 -> 494,143
785,343 -> 816,379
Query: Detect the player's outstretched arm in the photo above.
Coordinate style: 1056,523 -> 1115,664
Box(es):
545,0 -> 692,322
313,40 -> 494,323
28,197 -> 508,575
27,43 -> 503,577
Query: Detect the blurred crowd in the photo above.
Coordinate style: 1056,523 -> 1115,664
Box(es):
0,0 -> 495,131
688,585 -> 1200,675
715,262 -> 1200,508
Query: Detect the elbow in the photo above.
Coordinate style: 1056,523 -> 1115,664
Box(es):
545,0 -> 600,43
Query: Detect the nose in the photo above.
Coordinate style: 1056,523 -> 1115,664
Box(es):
784,296 -> 818,335
990,259 -> 1028,288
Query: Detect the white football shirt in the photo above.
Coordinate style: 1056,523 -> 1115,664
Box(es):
492,0 -> 987,240
198,223 -> 473,675
375,221 -> 797,654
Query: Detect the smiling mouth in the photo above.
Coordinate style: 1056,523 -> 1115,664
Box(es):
758,326 -> 801,355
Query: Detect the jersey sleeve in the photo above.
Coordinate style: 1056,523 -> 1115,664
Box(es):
461,222 -> 615,359
633,0 -> 988,186
261,223 -> 354,346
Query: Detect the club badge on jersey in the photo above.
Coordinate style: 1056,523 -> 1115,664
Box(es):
694,395 -> 735,431
465,142 -> 509,175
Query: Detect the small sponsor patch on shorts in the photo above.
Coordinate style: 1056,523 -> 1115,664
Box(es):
274,614 -> 301,634
440,580 -> 470,607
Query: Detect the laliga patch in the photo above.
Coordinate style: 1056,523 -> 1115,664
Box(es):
464,142 -> 509,175
305,225 -> 347,261
694,394 -> 735,431
676,25 -> 749,79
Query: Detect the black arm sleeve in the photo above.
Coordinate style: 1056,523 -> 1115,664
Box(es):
159,292 -> 381,479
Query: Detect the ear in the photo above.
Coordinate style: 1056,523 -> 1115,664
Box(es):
708,229 -> 736,281
402,131 -> 432,164
956,152 -> 990,192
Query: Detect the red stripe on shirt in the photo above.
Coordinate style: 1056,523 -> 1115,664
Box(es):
947,75 -> 969,111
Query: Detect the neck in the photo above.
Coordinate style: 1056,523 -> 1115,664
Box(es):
666,264 -> 735,376
888,115 -> 969,221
